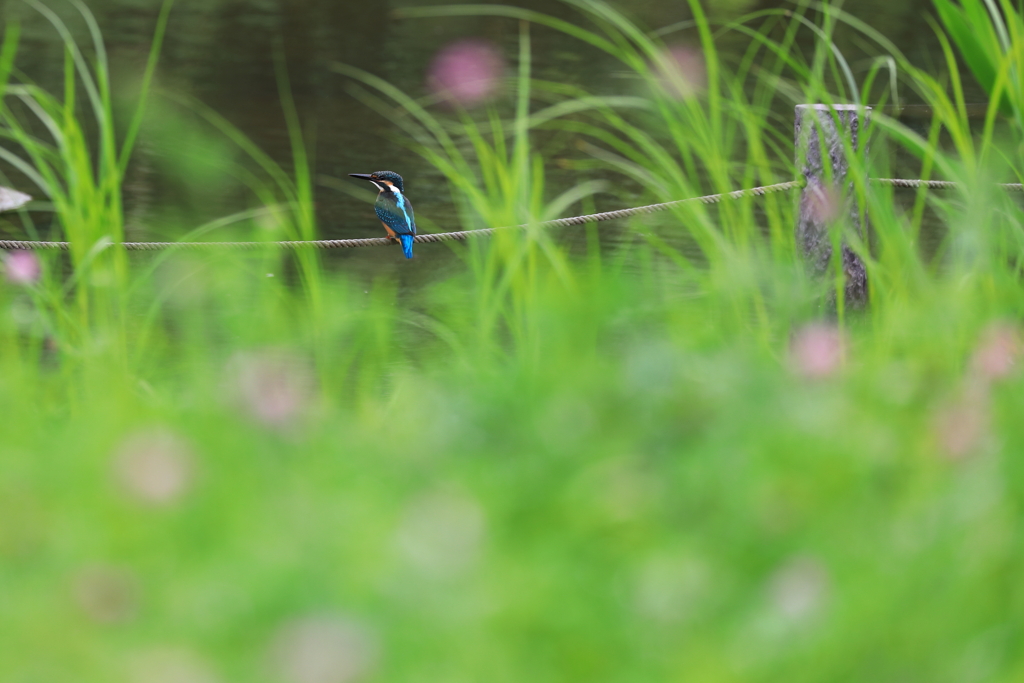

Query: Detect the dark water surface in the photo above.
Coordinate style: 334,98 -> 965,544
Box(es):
0,0 -> 953,274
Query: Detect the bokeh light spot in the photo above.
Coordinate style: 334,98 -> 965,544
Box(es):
114,427 -> 195,506
127,647 -> 221,683
394,490 -> 486,579
970,322 -> 1021,383
933,394 -> 990,461
768,556 -> 830,622
226,349 -> 315,430
4,250 -> 40,285
652,46 -> 706,100
428,40 -> 505,108
805,183 -> 843,224
789,324 -> 846,379
72,565 -> 139,624
270,615 -> 378,683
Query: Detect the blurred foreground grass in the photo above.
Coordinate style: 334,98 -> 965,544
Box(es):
3,1 -> 1024,682
4,243 -> 1023,683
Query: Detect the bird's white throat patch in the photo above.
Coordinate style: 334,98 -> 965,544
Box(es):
373,180 -> 405,200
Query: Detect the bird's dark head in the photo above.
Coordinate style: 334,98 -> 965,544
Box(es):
349,170 -> 405,193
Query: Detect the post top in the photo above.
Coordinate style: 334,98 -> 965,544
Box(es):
796,103 -> 872,111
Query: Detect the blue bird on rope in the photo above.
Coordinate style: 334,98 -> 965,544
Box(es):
349,170 -> 417,259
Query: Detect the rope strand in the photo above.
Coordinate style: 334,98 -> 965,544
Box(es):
871,178 -> 1024,191
0,180 -> 802,251
5,177 -> 1017,252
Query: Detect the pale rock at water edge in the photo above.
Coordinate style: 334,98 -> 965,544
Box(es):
0,187 -> 31,213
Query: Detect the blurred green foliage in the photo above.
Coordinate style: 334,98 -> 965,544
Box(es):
2,1 -> 1024,682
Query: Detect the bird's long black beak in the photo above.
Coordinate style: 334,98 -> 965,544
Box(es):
348,173 -> 374,181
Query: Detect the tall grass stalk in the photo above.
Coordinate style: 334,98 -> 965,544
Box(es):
394,0 -> 818,340
335,22 -> 603,364
0,0 -> 172,361
159,63 -> 327,362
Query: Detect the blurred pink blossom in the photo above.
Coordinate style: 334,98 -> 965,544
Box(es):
632,555 -> 709,623
652,46 -> 706,100
4,250 -> 40,285
804,183 -> 843,224
393,490 -> 486,578
768,556 -> 830,622
127,647 -> 221,683
789,324 -> 846,379
933,394 -> 989,461
227,350 -> 314,429
114,427 -> 195,506
428,40 -> 504,107
73,565 -> 139,624
970,322 -> 1021,383
270,615 -> 378,683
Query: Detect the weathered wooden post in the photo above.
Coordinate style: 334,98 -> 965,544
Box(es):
795,104 -> 869,309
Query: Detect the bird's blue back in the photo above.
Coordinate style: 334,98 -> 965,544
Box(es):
374,189 -> 416,236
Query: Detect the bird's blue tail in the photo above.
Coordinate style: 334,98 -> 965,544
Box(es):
399,234 -> 414,259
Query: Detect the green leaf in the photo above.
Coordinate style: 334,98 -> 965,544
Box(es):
934,0 -> 996,89
933,0 -> 1012,113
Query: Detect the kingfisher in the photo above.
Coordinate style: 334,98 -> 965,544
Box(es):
349,170 -> 417,259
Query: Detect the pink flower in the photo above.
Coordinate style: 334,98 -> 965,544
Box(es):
768,556 -> 830,622
652,46 -> 706,100
126,648 -> 220,683
970,322 -> 1021,383
226,350 -> 314,429
933,391 -> 989,461
393,490 -> 486,578
805,183 -> 843,224
114,427 -> 195,506
73,565 -> 139,624
4,250 -> 40,285
789,324 -> 846,379
270,615 -> 378,683
428,40 -> 504,107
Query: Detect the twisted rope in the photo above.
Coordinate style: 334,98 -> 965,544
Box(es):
6,177 -> 1024,252
872,178 -> 1024,191
0,180 -> 802,251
